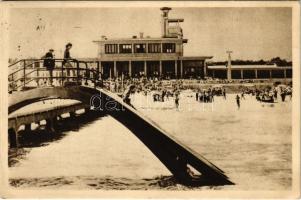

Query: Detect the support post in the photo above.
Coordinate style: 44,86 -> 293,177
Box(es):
46,118 -> 56,133
180,60 -> 183,78
269,70 -> 272,79
203,61 -> 207,78
284,69 -> 287,79
100,61 -> 104,74
175,60 -> 178,78
159,60 -> 162,77
36,63 -> 40,87
23,60 -> 26,88
24,124 -> 31,132
241,70 -> 243,79
129,61 -> 132,77
69,111 -> 76,119
144,61 -> 147,76
255,69 -> 258,79
96,61 -> 100,87
113,61 -> 117,78
8,128 -> 18,148
76,61 -> 80,85
61,62 -> 64,86
226,51 -> 232,80
85,63 -> 88,85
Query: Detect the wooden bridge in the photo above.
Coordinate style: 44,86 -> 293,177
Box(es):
8,58 -> 234,186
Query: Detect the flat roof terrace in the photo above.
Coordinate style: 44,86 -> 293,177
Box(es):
79,56 -> 212,62
208,65 -> 292,70
93,38 -> 188,44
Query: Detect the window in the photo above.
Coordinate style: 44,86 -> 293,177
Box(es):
105,44 -> 118,54
163,43 -> 176,53
148,43 -> 161,53
134,44 -> 146,53
119,44 -> 132,53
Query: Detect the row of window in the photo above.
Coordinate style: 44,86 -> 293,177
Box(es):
104,43 -> 176,54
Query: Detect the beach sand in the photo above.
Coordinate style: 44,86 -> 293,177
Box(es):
8,91 -> 292,190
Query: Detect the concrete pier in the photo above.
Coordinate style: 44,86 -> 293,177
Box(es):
46,117 -> 57,133
69,111 -> 76,118
24,124 -> 31,132
84,107 -> 90,114
8,100 -> 89,148
8,128 -> 18,148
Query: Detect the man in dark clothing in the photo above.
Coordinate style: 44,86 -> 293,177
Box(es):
63,43 -> 74,81
175,91 -> 180,109
43,49 -> 55,86
236,94 -> 240,109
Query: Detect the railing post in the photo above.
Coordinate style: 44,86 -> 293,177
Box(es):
37,61 -> 40,87
96,61 -> 100,88
85,63 -> 88,85
23,60 -> 26,88
61,61 -> 64,86
77,61 -> 80,85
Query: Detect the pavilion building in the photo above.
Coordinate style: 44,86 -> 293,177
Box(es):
93,7 -> 212,79
92,7 -> 292,80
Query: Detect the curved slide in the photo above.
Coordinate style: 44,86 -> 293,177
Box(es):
9,86 -> 234,186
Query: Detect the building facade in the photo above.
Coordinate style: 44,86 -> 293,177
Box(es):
92,7 -> 292,80
93,7 -> 212,79
207,65 -> 292,80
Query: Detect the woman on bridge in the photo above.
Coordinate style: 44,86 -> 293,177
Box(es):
63,43 -> 75,81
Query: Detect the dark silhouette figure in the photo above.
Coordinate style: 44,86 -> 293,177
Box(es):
63,43 -> 74,81
236,95 -> 240,109
43,49 -> 55,86
223,88 -> 226,99
280,90 -> 286,102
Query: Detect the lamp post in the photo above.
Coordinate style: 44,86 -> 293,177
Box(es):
226,51 -> 233,80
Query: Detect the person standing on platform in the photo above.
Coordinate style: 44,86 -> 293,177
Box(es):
43,49 -> 55,86
63,43 -> 74,81
236,94 -> 240,109
223,88 -> 226,100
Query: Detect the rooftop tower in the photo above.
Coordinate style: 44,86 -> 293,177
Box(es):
160,7 -> 184,39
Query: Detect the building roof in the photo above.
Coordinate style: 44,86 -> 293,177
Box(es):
93,37 -> 188,43
208,64 -> 292,70
77,56 -> 212,62
181,56 -> 213,60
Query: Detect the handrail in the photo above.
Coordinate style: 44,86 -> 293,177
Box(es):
8,59 -> 84,78
8,59 -> 103,93
9,67 -> 100,82
8,60 -> 23,68
9,60 -> 42,77
8,58 -> 80,68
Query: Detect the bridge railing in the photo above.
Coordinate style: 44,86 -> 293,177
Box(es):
8,59 -> 103,93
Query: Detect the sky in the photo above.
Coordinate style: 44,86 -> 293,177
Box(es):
8,7 -> 292,61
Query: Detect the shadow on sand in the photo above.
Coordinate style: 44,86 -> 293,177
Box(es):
9,110 -> 232,189
9,175 -> 230,190
8,111 -> 107,167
